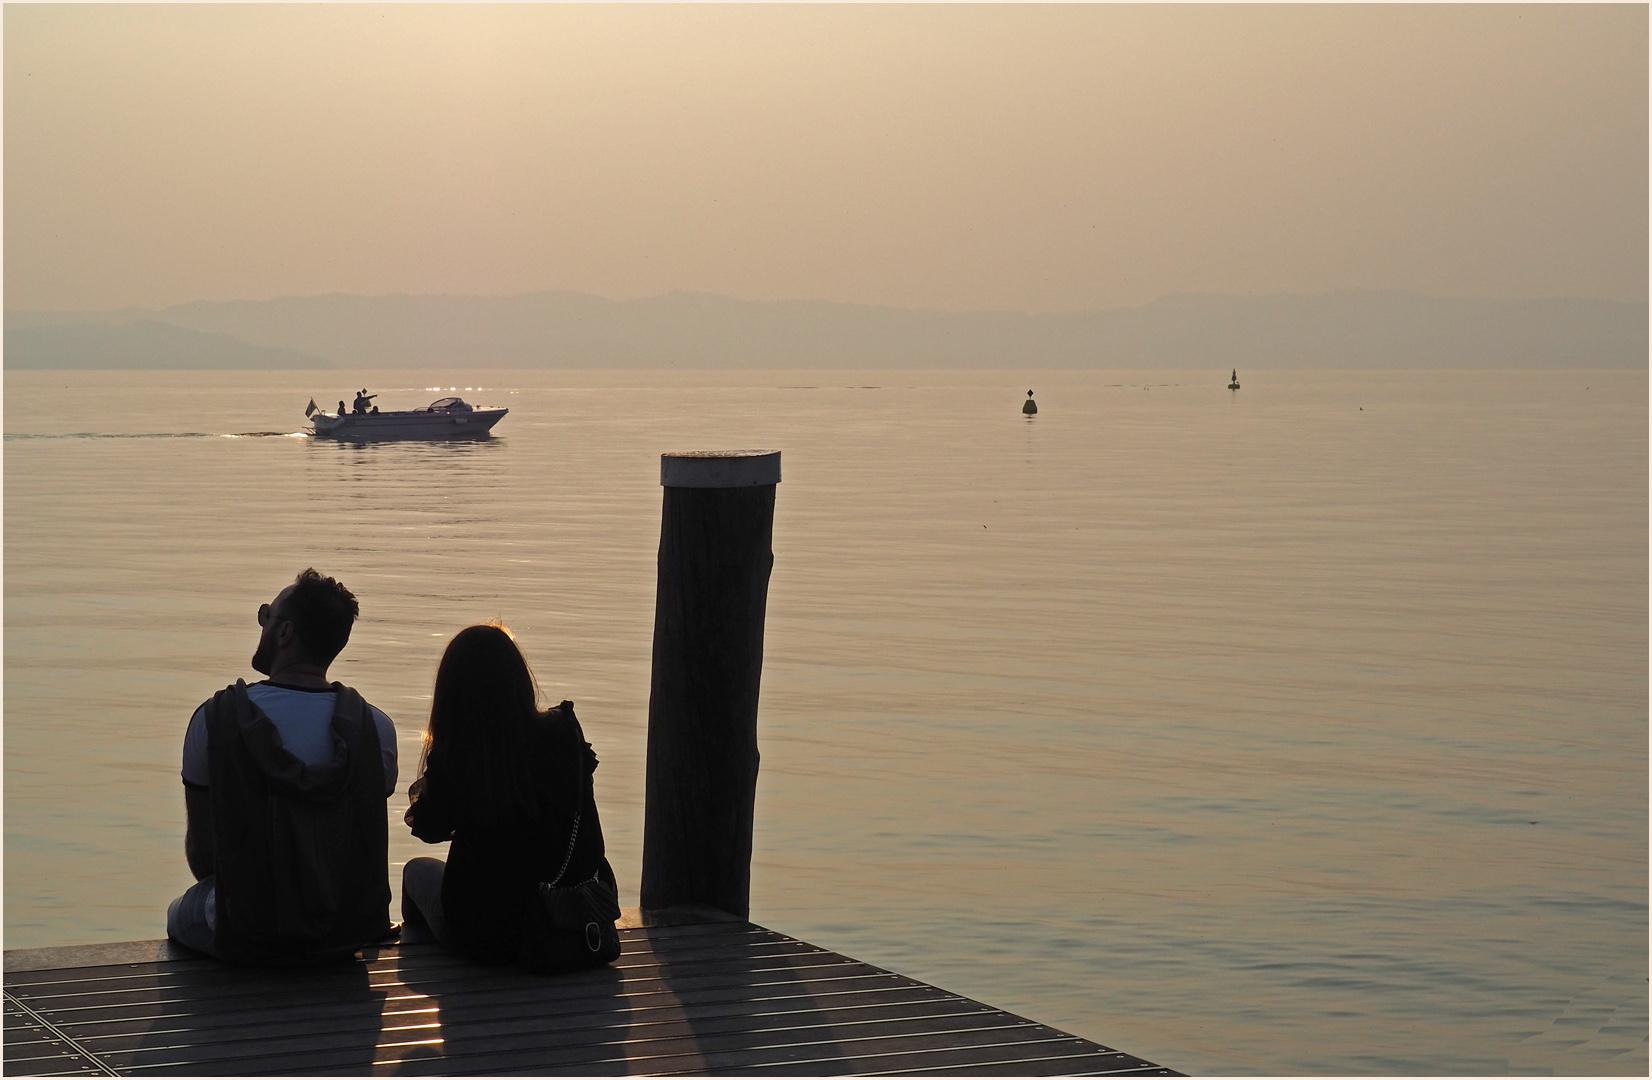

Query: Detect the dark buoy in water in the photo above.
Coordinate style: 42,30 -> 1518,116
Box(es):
1228,369 -> 1241,390
1022,389 -> 1038,415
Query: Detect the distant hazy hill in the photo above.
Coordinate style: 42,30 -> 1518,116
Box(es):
6,290 -> 1644,369
4,319 -> 331,370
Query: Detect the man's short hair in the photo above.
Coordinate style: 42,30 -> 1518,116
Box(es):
286,569 -> 359,665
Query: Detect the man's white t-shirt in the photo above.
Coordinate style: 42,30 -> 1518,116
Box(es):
181,683 -> 398,929
182,683 -> 397,793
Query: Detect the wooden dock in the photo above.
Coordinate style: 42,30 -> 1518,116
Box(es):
5,914 -> 1176,1076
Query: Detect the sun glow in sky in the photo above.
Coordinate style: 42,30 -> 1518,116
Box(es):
4,4 -> 1646,312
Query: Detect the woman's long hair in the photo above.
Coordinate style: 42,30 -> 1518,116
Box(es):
420,623 -> 555,827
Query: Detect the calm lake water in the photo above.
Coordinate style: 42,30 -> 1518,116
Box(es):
5,367 -> 1646,1074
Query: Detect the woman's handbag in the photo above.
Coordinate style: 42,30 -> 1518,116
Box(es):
517,761 -> 622,973
528,869 -> 621,971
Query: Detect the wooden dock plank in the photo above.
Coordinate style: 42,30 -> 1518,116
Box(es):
56,993 -> 1000,1070
7,971 -> 1105,1077
43,986 -> 979,1054
16,964 -> 920,1037
99,991 -> 997,1074
26,975 -> 954,1043
17,935 -> 856,996
131,1012 -> 1051,1076
6,921 -> 1178,1076
4,991 -> 120,1077
30,979 -> 956,1046
12,936 -> 843,1003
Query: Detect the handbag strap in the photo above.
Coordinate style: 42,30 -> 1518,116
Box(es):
547,751 -> 586,887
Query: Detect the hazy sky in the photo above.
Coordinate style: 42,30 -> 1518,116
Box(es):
5,4 -> 1646,313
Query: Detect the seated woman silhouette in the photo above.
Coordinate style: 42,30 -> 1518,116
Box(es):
403,624 -> 617,966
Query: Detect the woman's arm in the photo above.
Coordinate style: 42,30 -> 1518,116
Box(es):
405,773 -> 457,842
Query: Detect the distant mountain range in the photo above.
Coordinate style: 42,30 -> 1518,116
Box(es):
5,290 -> 1645,369
4,318 -> 330,370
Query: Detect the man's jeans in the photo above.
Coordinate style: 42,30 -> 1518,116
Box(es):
166,877 -> 217,957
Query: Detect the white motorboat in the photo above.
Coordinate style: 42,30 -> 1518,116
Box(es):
309,396 -> 508,441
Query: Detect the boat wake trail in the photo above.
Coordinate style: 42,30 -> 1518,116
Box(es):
5,431 -> 310,441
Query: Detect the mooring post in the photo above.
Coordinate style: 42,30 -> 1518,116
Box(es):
640,450 -> 780,920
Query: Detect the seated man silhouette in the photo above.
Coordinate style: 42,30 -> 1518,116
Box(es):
168,569 -> 398,964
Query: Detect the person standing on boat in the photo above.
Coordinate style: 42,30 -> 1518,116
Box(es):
353,389 -> 375,414
167,569 -> 399,964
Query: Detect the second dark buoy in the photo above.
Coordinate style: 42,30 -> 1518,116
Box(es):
1023,389 -> 1038,415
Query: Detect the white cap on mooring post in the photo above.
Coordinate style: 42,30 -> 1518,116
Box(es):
660,450 -> 781,489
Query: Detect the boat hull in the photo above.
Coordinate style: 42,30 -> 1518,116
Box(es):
312,408 -> 507,441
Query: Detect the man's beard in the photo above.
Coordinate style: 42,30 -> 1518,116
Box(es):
251,638 -> 274,675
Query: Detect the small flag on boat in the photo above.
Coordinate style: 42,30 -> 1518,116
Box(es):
305,398 -> 318,416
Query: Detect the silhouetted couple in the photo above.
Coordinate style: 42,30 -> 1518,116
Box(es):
168,569 -> 617,969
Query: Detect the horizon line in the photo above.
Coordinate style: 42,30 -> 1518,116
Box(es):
6,286 -> 1646,319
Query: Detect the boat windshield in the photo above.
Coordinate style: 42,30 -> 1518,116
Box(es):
427,397 -> 474,412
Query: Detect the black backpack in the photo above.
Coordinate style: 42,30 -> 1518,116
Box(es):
205,681 -> 392,965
